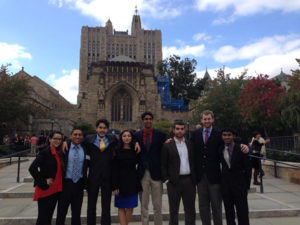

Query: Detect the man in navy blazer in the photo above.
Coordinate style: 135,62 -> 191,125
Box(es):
191,110 -> 249,225
56,127 -> 88,225
219,128 -> 251,225
136,112 -> 166,225
85,119 -> 118,225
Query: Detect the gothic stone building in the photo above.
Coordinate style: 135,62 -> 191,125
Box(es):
78,12 -> 190,130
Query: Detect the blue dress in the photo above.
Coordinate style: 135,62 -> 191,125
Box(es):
112,148 -> 142,208
114,193 -> 138,208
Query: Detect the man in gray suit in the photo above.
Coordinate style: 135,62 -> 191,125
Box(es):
161,120 -> 196,225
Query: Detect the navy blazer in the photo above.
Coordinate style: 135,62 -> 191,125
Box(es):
219,143 -> 251,191
191,127 -> 222,184
136,129 -> 166,181
83,133 -> 117,184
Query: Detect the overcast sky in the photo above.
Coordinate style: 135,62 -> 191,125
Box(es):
1,0 -> 300,103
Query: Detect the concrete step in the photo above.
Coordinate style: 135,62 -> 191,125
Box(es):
0,182 -> 257,198
0,209 -> 300,225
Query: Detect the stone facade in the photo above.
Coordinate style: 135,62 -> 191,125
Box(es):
78,12 -> 162,106
79,58 -> 190,130
77,12 -> 190,131
13,68 -> 77,135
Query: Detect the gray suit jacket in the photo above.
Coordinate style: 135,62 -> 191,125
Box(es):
161,138 -> 196,185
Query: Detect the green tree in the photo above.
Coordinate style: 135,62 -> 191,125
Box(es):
280,59 -> 300,133
0,65 -> 42,125
157,55 -> 205,104
192,68 -> 248,132
153,120 -> 173,138
74,122 -> 95,137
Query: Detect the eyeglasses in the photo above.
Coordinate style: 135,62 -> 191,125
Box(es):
52,138 -> 62,141
143,118 -> 153,121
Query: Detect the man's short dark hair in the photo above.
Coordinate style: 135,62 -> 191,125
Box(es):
221,127 -> 237,136
96,119 -> 109,128
141,112 -> 154,120
173,120 -> 185,128
71,127 -> 83,134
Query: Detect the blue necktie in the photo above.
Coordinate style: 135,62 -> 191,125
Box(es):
72,146 -> 81,183
146,132 -> 150,151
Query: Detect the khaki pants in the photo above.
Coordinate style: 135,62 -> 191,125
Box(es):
140,170 -> 163,225
31,145 -> 37,155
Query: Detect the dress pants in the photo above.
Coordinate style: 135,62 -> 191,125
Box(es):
36,192 -> 60,225
222,183 -> 249,225
167,175 -> 196,225
140,170 -> 163,225
56,178 -> 84,225
87,179 -> 112,225
197,174 -> 222,225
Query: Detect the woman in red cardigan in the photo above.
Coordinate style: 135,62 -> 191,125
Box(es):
29,131 -> 64,225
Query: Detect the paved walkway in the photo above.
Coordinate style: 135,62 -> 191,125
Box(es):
0,157 -> 299,225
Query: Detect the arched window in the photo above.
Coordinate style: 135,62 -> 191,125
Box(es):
111,89 -> 132,121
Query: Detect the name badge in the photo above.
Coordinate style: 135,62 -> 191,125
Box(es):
85,155 -> 91,160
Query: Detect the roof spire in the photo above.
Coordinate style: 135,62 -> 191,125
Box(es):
135,5 -> 138,15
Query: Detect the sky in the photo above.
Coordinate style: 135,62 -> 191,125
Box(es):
1,0 -> 300,104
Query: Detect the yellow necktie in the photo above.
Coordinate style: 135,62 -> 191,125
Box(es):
100,137 -> 105,152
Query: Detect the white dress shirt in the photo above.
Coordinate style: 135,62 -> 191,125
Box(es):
174,137 -> 191,175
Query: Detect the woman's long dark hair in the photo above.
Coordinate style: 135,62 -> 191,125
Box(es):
118,129 -> 135,150
48,131 -> 65,173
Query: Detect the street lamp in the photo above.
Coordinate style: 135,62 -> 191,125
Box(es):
51,119 -> 54,133
186,121 -> 190,139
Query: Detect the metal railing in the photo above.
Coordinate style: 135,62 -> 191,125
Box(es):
249,150 -> 300,193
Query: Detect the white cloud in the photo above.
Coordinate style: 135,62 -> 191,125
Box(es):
193,32 -> 212,42
0,42 -> 32,69
163,44 -> 206,58
195,0 -> 300,16
214,34 -> 300,63
49,69 -> 79,104
49,0 -> 183,31
198,49 -> 299,79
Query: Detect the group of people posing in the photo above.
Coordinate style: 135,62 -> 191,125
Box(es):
29,110 -> 252,225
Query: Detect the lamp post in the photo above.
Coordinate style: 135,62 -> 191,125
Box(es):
186,121 -> 190,139
51,119 -> 54,133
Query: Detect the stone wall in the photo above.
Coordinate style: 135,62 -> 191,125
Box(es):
262,161 -> 300,185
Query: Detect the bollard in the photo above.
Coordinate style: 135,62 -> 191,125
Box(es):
16,156 -> 21,183
274,161 -> 278,178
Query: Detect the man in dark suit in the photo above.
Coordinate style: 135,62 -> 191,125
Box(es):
219,128 -> 251,225
161,120 -> 196,225
85,119 -> 118,225
191,110 -> 223,225
56,127 -> 88,225
191,110 -> 249,225
136,112 -> 166,225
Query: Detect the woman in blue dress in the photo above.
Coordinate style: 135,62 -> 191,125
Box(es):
112,129 -> 142,225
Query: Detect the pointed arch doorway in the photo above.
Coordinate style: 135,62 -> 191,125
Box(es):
111,89 -> 132,121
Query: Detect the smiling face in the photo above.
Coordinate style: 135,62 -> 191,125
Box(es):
222,131 -> 235,145
70,129 -> 83,145
49,133 -> 63,149
142,115 -> 153,130
95,122 -> 108,137
201,114 -> 214,129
